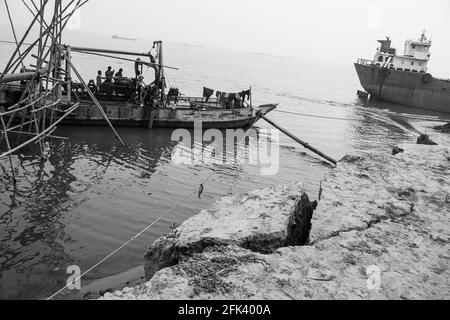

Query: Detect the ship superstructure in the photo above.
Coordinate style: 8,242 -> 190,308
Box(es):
355,32 -> 450,113
372,32 -> 431,73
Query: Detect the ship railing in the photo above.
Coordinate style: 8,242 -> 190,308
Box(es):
356,58 -> 374,66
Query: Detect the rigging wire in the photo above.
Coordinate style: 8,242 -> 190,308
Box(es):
46,188 -> 196,300
274,108 -> 450,124
273,109 -> 358,121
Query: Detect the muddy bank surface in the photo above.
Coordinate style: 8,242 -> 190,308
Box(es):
142,183 -> 316,281
100,136 -> 449,300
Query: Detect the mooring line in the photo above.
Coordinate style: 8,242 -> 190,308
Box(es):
46,113 -> 263,300
273,109 -> 358,121
46,188 -> 196,300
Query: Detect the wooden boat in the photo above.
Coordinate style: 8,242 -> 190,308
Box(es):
1,41 -> 277,129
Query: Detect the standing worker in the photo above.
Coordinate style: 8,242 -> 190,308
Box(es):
134,58 -> 143,78
115,68 -> 123,78
105,66 -> 115,83
96,70 -> 103,91
136,71 -> 145,106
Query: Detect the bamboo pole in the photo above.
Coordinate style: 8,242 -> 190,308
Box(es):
0,0 -> 49,82
260,115 -> 337,166
7,130 -> 68,140
65,46 -> 72,102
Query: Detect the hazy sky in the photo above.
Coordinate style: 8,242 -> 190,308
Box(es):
1,0 -> 450,75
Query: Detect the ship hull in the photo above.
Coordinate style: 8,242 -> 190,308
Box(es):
354,63 -> 450,113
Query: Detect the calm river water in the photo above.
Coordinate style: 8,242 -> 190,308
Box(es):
0,32 -> 448,299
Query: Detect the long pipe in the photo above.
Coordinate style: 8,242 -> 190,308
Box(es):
260,115 -> 337,166
71,46 -> 151,57
159,42 -> 166,106
0,68 -> 48,84
72,49 -> 179,70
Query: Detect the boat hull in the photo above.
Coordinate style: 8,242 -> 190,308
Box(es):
55,101 -> 276,129
354,63 -> 450,113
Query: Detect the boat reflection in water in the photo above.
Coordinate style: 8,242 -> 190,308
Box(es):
0,126 -> 176,299
0,124 -> 292,299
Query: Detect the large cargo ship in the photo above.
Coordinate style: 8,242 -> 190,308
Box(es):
354,32 -> 450,113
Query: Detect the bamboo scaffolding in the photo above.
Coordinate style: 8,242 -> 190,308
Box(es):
22,0 -> 125,145
1,0 -> 125,184
0,103 -> 79,159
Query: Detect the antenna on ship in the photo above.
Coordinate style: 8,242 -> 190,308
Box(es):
0,0 -> 124,184
420,29 -> 427,42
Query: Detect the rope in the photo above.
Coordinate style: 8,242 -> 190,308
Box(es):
46,112 -> 263,300
46,188 -> 196,300
273,109 -> 358,121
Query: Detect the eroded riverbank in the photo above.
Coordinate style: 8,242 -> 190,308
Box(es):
98,123 -> 449,300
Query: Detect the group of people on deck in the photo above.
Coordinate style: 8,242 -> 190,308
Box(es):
94,65 -> 146,105
96,66 -> 125,89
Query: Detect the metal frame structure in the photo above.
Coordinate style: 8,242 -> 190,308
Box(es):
0,0 -> 123,183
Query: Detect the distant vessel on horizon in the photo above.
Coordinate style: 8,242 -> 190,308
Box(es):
112,34 -> 137,41
355,32 -> 450,113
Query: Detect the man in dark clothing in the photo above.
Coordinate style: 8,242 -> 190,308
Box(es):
105,66 -> 115,83
115,68 -> 123,78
